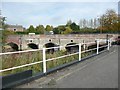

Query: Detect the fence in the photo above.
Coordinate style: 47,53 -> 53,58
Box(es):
0,39 -> 112,75
0,39 -> 113,88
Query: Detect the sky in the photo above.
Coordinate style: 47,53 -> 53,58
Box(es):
1,0 -> 119,28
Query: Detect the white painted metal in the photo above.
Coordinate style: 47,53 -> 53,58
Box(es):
0,49 -> 42,55
97,40 -> 99,54
98,45 -> 108,49
0,39 -> 111,73
107,40 -> 110,50
46,52 -> 79,62
0,60 -> 43,72
82,48 -> 97,53
110,39 -> 112,47
79,43 -> 81,61
43,48 -> 47,73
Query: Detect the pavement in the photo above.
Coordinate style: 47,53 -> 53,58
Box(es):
16,45 -> 118,88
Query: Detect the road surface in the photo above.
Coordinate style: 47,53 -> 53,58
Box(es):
16,45 -> 118,88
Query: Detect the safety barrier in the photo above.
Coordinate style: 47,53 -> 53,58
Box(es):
0,39 -> 112,73
0,39 -> 112,88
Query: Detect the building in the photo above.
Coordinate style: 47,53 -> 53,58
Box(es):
7,25 -> 24,32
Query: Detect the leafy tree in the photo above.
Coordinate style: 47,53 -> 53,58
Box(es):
0,16 -> 8,30
98,9 -> 118,32
27,25 -> 35,33
57,25 -> 66,34
45,25 -> 53,31
69,22 -> 79,32
62,26 -> 72,34
36,25 -> 45,34
53,27 -> 59,34
0,16 -> 5,28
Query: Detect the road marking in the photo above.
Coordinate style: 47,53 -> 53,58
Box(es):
56,50 -> 116,81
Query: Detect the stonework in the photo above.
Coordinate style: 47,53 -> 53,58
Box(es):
6,34 -> 118,50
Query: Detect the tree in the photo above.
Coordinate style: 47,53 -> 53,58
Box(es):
53,27 -> 59,34
89,19 -> 94,28
93,18 -> 97,29
82,19 -> 87,28
35,25 -> 45,34
98,9 -> 118,32
0,16 -> 8,30
70,22 -> 79,32
57,25 -> 66,34
45,25 -> 53,31
27,25 -> 35,33
79,19 -> 83,29
63,26 -> 72,34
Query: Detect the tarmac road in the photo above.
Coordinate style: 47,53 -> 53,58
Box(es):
16,45 -> 118,88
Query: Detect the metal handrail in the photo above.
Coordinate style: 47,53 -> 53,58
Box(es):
0,49 -> 42,55
46,52 -> 79,62
0,39 -> 111,73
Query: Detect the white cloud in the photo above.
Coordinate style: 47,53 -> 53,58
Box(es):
1,2 -> 118,28
2,0 -> 119,2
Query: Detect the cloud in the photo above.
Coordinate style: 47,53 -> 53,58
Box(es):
2,0 -> 119,2
1,2 -> 118,28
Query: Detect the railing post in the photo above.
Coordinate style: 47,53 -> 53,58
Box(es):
107,39 -> 110,50
79,43 -> 81,61
43,48 -> 46,73
97,40 -> 99,54
110,39 -> 112,47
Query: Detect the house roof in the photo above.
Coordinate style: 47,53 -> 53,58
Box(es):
7,25 -> 23,28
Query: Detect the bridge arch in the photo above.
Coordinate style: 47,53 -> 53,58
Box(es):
65,43 -> 79,53
65,42 -> 85,53
27,43 -> 39,49
44,42 -> 59,54
7,42 -> 19,51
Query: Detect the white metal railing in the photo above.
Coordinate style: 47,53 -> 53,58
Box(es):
0,39 -> 112,74
0,49 -> 42,55
46,52 -> 79,62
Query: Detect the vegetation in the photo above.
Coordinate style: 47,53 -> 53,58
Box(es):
1,51 -> 43,76
1,47 -> 97,76
98,9 -> 119,33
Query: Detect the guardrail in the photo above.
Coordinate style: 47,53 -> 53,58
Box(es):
0,39 -> 112,88
0,39 -> 112,74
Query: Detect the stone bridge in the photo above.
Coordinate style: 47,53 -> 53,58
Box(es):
6,34 -> 118,50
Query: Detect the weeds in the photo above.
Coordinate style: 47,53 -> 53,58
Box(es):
1,49 -> 96,76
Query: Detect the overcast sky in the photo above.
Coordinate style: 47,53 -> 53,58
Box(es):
1,0 -> 119,28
